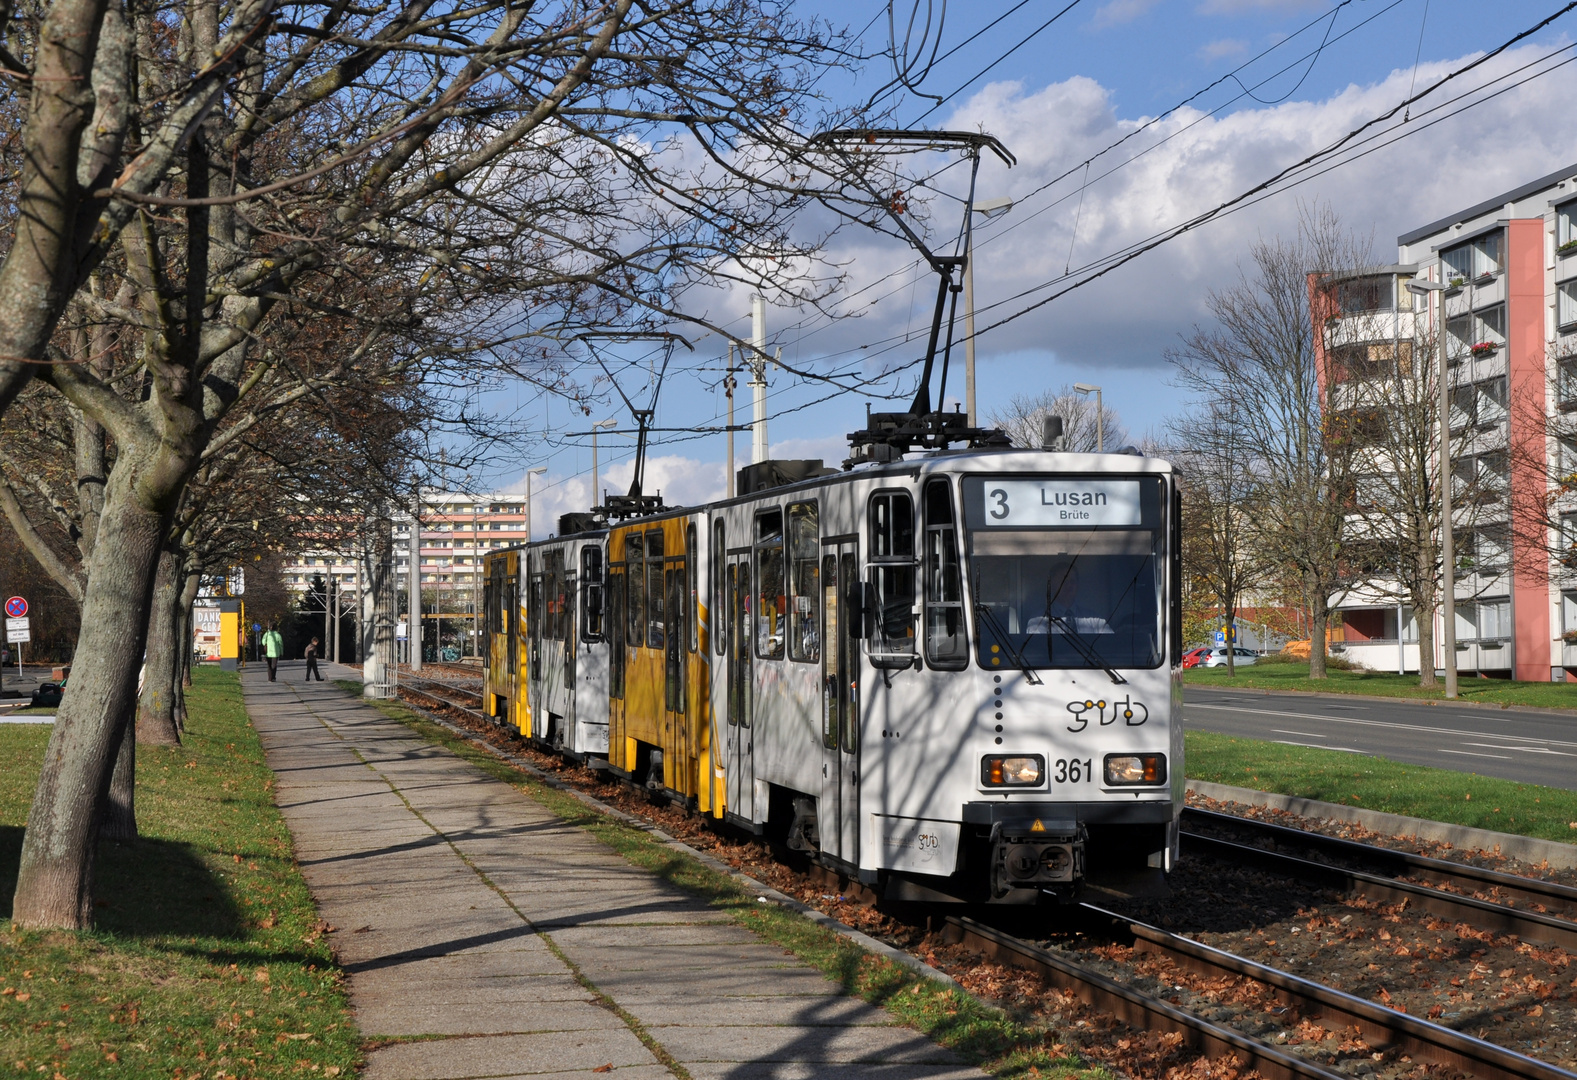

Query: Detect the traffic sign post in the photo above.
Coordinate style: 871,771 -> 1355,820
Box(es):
4,603 -> 27,684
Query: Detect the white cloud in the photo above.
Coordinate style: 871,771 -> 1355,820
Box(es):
1092,0 -> 1162,29
1197,37 -> 1250,61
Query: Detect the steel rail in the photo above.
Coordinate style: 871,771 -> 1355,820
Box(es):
399,679 -> 489,723
1181,830 -> 1577,952
1183,807 -> 1577,918
949,910 -> 1576,1080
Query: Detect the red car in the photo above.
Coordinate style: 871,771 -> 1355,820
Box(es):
1181,646 -> 1212,669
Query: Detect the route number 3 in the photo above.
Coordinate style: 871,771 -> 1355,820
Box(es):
988,488 -> 1009,519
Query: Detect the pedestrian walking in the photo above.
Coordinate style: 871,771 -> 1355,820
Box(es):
261,624 -> 284,681
305,637 -> 324,682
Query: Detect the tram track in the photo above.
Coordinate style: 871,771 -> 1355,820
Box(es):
1181,808 -> 1577,952
382,682 -> 1577,1079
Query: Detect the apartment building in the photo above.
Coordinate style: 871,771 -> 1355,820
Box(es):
1316,163 -> 1577,680
281,490 -> 532,610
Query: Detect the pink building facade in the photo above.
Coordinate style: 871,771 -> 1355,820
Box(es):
1320,164 -> 1577,681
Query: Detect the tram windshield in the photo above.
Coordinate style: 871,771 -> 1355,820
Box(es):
961,475 -> 1165,671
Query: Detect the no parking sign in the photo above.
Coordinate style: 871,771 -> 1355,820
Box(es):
4,597 -> 25,619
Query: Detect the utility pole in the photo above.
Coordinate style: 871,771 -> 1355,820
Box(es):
725,345 -> 737,498
408,491 -> 422,671
963,197 -> 1014,427
1408,278 -> 1457,699
750,295 -> 769,465
471,504 -> 479,658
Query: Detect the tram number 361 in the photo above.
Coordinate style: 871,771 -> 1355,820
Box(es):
1054,758 -> 1094,784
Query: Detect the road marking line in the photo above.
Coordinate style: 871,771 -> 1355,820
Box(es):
1437,749 -> 1513,760
1273,740 -> 1366,754
1461,742 -> 1576,756
1272,729 -> 1327,738
1185,703 -> 1577,750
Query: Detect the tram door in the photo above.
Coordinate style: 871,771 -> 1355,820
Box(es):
819,542 -> 860,865
725,552 -> 754,819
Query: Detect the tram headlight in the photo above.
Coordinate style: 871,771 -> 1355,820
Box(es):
1104,753 -> 1167,785
982,754 -> 1044,786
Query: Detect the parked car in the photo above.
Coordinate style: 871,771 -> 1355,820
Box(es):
1181,646 -> 1213,669
30,679 -> 66,708
1199,647 -> 1259,668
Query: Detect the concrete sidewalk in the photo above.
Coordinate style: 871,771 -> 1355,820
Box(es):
244,663 -> 985,1080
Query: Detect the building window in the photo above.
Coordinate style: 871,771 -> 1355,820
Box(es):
1443,231 -> 1503,284
1559,281 -> 1577,329
1476,597 -> 1511,640
1335,275 -> 1392,315
1559,200 -> 1577,253
1561,513 -> 1577,570
1562,591 -> 1577,634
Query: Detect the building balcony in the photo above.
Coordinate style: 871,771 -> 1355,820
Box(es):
1557,246 -> 1577,284
1323,310 -> 1417,348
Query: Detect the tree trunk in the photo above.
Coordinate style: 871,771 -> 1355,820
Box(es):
10,473 -> 167,929
1416,602 -> 1437,688
101,717 -> 136,841
175,566 -> 201,726
136,548 -> 183,745
1308,602 -> 1329,680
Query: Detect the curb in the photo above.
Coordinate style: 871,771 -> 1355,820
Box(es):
1185,681 -> 1577,718
1187,779 -> 1577,870
388,698 -> 963,991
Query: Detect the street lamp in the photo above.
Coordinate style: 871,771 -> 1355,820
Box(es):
525,466 -> 547,543
964,196 -> 1014,426
1073,383 -> 1103,452
591,419 -> 616,509
1407,278 -> 1458,700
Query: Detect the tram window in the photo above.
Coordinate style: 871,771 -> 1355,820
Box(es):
867,491 -> 916,663
755,510 -> 785,660
529,575 -> 543,674
646,529 -> 665,649
788,503 -> 819,662
544,550 -> 565,641
609,571 -> 626,699
923,480 -> 966,669
665,562 -> 685,714
712,520 -> 726,657
580,546 -> 603,643
626,533 -> 644,647
820,554 -> 837,749
686,523 -> 698,653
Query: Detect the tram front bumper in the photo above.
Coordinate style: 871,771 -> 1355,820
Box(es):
988,817 -> 1084,896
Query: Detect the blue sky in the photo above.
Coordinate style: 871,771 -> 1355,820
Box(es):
492,0 -> 1577,531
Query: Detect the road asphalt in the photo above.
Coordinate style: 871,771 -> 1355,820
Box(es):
245,660 -> 984,1080
1184,684 -> 1577,790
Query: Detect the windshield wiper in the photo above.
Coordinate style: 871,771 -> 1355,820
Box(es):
972,584 -> 1042,685
1043,570 -> 1127,685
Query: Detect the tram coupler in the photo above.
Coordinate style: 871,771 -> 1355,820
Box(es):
989,819 -> 1085,900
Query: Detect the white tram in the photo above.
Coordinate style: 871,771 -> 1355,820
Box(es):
487,446 -> 1183,903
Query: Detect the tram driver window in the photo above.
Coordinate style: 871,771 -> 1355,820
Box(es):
755,510 -> 785,660
867,491 -> 917,662
788,503 -> 819,662
923,480 -> 967,668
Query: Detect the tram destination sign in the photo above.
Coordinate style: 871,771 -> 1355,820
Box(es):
980,479 -> 1143,527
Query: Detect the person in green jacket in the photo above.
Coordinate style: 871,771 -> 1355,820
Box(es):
261,624 -> 284,681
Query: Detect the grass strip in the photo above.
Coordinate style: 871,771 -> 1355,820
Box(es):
1,667 -> 360,1078
1186,729 -> 1577,843
1186,659 -> 1577,710
345,687 -> 1110,1080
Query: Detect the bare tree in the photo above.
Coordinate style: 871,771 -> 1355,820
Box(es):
1169,206 -> 1367,679
1170,403 -> 1264,676
988,385 -> 1129,452
3,0 -> 875,928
